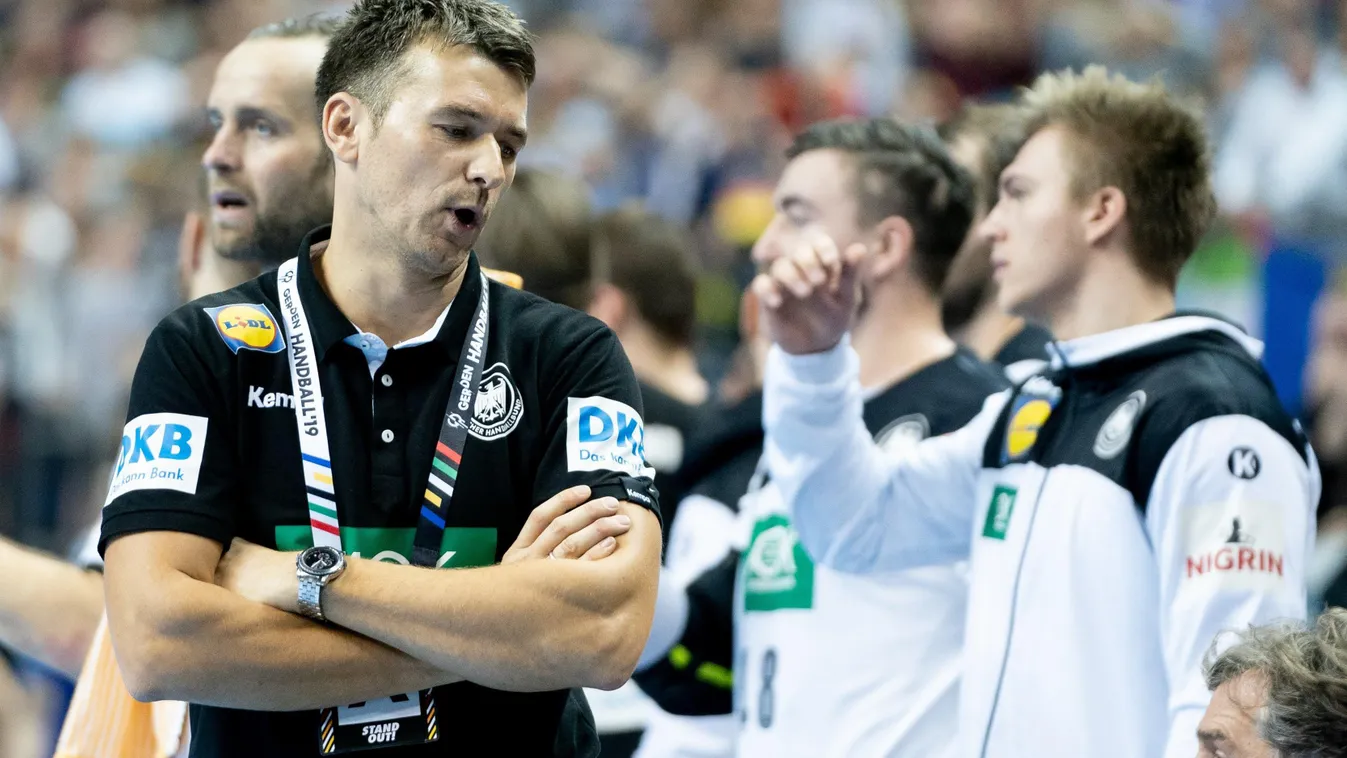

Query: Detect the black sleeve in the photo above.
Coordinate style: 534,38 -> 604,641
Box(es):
532,323 -> 661,525
631,551 -> 736,716
99,319 -> 240,556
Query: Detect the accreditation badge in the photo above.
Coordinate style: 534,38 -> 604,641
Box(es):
319,690 -> 439,754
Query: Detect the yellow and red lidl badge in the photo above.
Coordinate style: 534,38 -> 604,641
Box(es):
1003,396 -> 1055,462
203,303 -> 285,354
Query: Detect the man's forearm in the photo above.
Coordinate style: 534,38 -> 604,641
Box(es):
0,538 -> 103,677
320,506 -> 660,693
108,568 -> 461,710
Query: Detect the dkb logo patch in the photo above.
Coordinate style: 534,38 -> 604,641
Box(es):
105,413 -> 209,505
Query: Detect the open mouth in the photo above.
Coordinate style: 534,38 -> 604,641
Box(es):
212,190 -> 250,210
451,206 -> 481,229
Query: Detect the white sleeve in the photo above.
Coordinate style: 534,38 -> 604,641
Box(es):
638,571 -> 691,671
664,494 -> 739,586
72,523 -> 103,571
1146,415 -> 1318,758
764,339 -> 1004,573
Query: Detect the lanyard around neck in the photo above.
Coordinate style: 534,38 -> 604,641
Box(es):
275,257 -> 491,566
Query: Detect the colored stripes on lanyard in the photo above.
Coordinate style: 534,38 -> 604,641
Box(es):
276,256 -> 490,567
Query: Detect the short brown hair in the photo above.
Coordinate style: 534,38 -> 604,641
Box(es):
591,207 -> 700,348
474,168 -> 592,309
937,102 -> 1026,215
247,12 -> 345,41
787,118 -> 975,295
1203,609 -> 1347,757
315,0 -> 535,127
1017,65 -> 1216,288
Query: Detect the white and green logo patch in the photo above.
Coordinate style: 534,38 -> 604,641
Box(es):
275,526 -> 497,568
742,514 -> 814,611
981,486 -> 1018,541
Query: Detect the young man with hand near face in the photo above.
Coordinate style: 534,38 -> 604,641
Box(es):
753,67 -> 1317,758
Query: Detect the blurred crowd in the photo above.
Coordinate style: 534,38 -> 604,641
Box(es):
5,0 -> 1347,749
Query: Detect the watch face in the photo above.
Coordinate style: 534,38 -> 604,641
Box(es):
301,546 -> 343,576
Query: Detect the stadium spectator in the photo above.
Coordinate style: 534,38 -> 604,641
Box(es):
1214,19 -> 1347,247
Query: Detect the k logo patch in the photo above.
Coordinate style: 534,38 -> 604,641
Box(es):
1228,447 -> 1261,480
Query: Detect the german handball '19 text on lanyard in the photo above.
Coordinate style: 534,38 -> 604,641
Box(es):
275,255 -> 490,754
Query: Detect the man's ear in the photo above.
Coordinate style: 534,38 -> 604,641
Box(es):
177,210 -> 206,298
868,214 -> 915,281
586,283 -> 629,333
1083,186 -> 1127,247
323,94 -> 363,166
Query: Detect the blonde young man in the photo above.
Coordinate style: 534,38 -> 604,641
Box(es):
753,67 -> 1318,757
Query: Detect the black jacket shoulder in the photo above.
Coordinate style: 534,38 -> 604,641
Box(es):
495,284 -> 621,360
1095,331 -> 1308,506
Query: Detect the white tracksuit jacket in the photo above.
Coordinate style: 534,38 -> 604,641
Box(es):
764,315 -> 1318,758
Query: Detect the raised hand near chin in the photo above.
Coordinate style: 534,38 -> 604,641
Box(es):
751,229 -> 867,355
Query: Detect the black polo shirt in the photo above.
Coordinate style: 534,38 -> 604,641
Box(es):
100,227 -> 661,757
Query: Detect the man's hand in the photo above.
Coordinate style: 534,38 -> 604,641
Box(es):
751,230 -> 867,355
503,485 -> 631,563
216,538 -> 299,612
217,485 -> 633,610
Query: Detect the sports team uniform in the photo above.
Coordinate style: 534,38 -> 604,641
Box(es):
991,323 -> 1051,383
764,314 -> 1317,758
637,382 -> 707,530
632,392 -> 763,758
99,227 -> 660,757
736,349 -> 1006,758
992,323 -> 1052,368
586,383 -> 708,757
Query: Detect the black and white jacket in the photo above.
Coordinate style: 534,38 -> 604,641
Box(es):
763,314 -> 1318,758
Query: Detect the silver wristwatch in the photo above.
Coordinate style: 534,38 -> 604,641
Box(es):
296,546 -> 346,621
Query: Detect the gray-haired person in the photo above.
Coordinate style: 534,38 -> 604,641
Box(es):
1198,608 -> 1347,758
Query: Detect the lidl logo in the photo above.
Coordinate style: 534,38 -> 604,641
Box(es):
105,413 -> 209,505
566,396 -> 656,479
204,303 -> 285,354
1003,396 -> 1054,461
